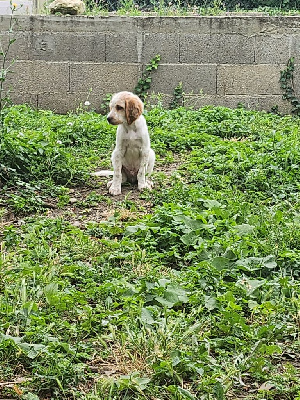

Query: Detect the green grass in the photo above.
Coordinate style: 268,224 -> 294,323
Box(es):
84,2 -> 300,16
0,104 -> 300,399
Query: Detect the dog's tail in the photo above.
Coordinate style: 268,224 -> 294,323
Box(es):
91,170 -> 114,177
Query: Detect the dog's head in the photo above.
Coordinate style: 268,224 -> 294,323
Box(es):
107,91 -> 144,126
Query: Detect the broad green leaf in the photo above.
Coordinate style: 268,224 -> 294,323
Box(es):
213,382 -> 224,400
204,295 -> 217,311
126,223 -> 147,234
0,334 -> 22,344
223,249 -> 237,260
211,256 -> 230,270
140,307 -> 155,325
44,282 -> 59,305
263,255 -> 277,269
248,300 -> 258,309
19,342 -> 47,359
237,277 -> 266,295
181,231 -> 198,245
177,387 -> 197,399
233,224 -> 255,235
155,286 -> 188,308
203,199 -> 222,209
155,296 -> 175,308
22,393 -> 40,400
174,215 -> 206,230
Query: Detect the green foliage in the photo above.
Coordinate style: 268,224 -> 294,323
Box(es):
0,104 -> 300,399
280,57 -> 300,115
117,0 -> 142,14
0,105 -> 115,212
0,2 -> 17,126
134,54 -> 161,101
83,0 -> 300,13
169,81 -> 184,110
99,93 -> 112,115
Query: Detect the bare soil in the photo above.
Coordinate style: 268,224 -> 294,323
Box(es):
0,159 -> 182,229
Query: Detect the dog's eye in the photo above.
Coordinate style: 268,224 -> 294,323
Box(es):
116,105 -> 124,111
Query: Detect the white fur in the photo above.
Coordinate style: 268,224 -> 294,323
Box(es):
106,91 -> 155,196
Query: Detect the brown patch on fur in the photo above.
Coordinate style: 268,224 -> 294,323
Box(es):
125,95 -> 143,125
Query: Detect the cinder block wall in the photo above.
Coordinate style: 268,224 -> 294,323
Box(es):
0,14 -> 299,113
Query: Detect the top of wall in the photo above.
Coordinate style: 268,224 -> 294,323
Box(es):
1,14 -> 300,35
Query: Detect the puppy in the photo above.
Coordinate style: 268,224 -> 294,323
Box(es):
106,91 -> 155,196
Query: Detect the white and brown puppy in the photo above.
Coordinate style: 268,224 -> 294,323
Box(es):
106,91 -> 155,196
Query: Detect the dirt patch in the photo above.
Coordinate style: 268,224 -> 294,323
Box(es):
0,159 -> 182,229
45,182 -> 153,227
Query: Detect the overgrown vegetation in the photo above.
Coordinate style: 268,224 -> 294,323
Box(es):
280,57 -> 300,116
98,55 -> 161,114
84,0 -> 300,15
0,2 -> 17,127
0,103 -> 299,399
134,54 -> 161,102
170,82 -> 184,110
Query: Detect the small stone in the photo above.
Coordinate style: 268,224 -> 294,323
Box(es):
69,197 -> 78,204
72,221 -> 82,227
258,382 -> 275,391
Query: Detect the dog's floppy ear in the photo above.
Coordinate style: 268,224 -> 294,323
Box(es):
125,95 -> 143,125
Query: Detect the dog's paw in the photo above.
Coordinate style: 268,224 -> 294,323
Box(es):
146,179 -> 154,189
138,180 -> 153,191
107,180 -> 113,189
109,185 -> 122,196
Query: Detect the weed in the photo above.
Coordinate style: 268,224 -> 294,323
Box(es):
0,105 -> 115,212
0,1 -> 17,126
134,54 -> 161,101
99,93 -> 112,115
117,0 -> 141,14
169,81 -> 184,109
0,104 -> 300,399
280,57 -> 300,115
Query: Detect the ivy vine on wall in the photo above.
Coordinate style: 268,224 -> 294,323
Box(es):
280,57 -> 300,116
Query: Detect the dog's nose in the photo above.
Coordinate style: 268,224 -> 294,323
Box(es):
107,116 -> 112,123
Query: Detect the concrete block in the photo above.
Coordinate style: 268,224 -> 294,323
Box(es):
259,16 -> 300,35
143,33 -> 179,63
22,15 -> 137,34
0,32 -> 30,61
106,33 -> 138,63
293,64 -> 300,95
184,94 -> 291,114
9,92 -> 38,107
0,15 -> 36,32
137,16 -> 211,34
37,91 -> 108,113
29,33 -> 106,62
69,62 -> 140,94
217,64 -> 283,95
150,64 -> 217,95
180,34 -> 255,64
5,60 -> 70,93
209,16 -> 264,35
255,35 -> 291,64
290,36 -> 300,62
0,15 -> 14,30
1,15 -> 300,114
144,92 -> 172,109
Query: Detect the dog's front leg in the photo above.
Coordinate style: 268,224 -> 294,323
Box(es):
108,149 -> 123,195
137,150 -> 151,191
